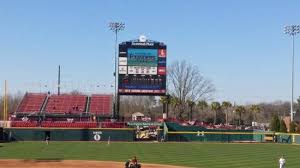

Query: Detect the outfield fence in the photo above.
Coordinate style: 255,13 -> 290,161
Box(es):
3,127 -> 135,141
166,130 -> 300,144
164,122 -> 300,144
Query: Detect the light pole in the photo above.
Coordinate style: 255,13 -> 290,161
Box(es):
109,22 -> 125,119
284,25 -> 300,121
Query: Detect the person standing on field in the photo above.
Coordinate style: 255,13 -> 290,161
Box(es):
279,155 -> 286,168
45,135 -> 50,145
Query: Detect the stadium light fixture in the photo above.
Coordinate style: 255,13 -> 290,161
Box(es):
284,25 -> 300,121
108,22 -> 125,119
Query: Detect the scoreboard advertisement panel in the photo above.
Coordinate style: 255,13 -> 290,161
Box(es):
118,39 -> 167,96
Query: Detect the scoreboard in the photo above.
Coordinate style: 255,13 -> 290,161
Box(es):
118,38 -> 167,96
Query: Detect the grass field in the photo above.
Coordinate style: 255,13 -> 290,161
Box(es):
0,142 -> 300,168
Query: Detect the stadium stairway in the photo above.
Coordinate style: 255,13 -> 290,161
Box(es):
85,96 -> 90,113
40,94 -> 49,113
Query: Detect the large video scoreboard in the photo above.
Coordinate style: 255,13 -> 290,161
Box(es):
118,38 -> 167,96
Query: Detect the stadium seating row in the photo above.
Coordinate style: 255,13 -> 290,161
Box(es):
89,94 -> 113,114
41,121 -> 97,128
17,93 -> 47,113
45,94 -> 86,113
16,93 -> 112,115
10,121 -> 127,128
11,121 -> 38,127
10,121 -> 96,128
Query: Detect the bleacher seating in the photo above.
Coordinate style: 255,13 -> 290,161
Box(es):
41,121 -> 97,128
11,121 -> 38,127
11,93 -> 123,129
89,94 -> 112,115
10,121 -> 127,128
45,94 -> 87,113
16,93 -> 47,113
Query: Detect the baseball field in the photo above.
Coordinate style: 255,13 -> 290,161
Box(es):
0,142 -> 299,168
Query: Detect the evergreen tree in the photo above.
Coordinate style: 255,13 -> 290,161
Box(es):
235,106 -> 246,126
296,124 -> 300,133
289,121 -> 296,133
270,114 -> 280,132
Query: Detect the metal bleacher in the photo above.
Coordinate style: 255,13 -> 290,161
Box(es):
16,93 -> 47,113
89,94 -> 112,115
12,93 -> 114,128
44,94 -> 87,114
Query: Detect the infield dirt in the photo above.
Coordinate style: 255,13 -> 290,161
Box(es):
0,159 -> 190,168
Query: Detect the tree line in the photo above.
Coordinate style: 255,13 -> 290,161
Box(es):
2,60 -> 300,129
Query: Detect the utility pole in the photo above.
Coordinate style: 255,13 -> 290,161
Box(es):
58,65 -> 61,95
108,22 -> 125,119
284,25 -> 300,121
4,80 -> 7,122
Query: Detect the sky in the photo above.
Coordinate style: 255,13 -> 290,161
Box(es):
0,0 -> 300,104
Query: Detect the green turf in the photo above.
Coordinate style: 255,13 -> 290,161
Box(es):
0,142 -> 299,168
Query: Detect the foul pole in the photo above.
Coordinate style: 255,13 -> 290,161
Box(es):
3,80 -> 7,121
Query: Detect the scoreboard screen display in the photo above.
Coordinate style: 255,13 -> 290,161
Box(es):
118,39 -> 167,96
127,49 -> 158,66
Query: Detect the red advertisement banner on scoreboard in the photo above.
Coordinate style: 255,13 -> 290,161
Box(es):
158,67 -> 166,75
158,49 -> 167,58
119,89 -> 166,94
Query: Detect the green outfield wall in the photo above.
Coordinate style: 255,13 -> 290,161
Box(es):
164,122 -> 296,143
4,128 -> 135,141
4,123 -> 300,143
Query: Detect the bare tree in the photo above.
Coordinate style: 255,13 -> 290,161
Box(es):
257,101 -> 290,121
0,92 -> 23,119
168,60 -> 215,119
119,96 -> 158,120
70,90 -> 82,95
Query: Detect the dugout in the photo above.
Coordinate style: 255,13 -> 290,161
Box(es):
0,127 -> 3,142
